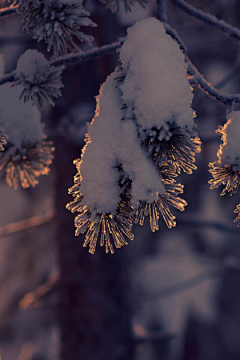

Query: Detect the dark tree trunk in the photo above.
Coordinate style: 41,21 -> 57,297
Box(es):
53,136 -> 134,360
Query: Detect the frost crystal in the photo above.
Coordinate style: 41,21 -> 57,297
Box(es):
67,18 -> 197,254
16,49 -> 64,108
0,84 -> 54,189
20,0 -> 97,56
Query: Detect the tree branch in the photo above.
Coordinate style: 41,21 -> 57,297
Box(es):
0,210 -> 54,237
0,6 -> 18,17
156,0 -> 167,22
51,39 -> 124,67
171,0 -> 240,41
178,218 -> 240,235
140,268 -> 220,302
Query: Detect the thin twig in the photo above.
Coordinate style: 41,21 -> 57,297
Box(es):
178,218 -> 240,235
51,39 -> 124,67
0,209 -> 55,237
156,0 -> 167,22
171,0 -> 240,42
140,268 -> 221,302
0,6 -> 18,17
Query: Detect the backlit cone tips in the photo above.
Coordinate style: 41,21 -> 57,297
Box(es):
15,50 -> 64,108
209,113 -> 240,196
0,84 -> 54,189
134,167 -> 187,231
209,111 -> 240,227
143,122 -> 201,175
234,204 -> 240,226
20,0 -> 97,56
0,141 -> 54,189
67,18 -> 200,254
67,166 -> 134,254
0,126 -> 7,151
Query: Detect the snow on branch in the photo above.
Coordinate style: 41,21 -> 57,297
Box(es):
67,18 -> 200,254
51,39 -> 124,67
171,0 -> 240,42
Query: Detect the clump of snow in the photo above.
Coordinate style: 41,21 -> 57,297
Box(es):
0,83 -> 43,149
119,17 -> 194,134
15,49 -> 63,108
217,111 -> 240,170
80,71 -> 165,215
16,49 -> 48,83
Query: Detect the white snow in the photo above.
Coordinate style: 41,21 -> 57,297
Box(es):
75,17 -> 195,217
119,17 -> 195,134
0,84 -> 43,149
16,49 -> 49,84
79,71 -> 165,215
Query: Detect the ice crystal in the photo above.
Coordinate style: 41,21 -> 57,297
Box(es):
134,167 -> 187,231
0,126 -> 7,151
0,141 -> 54,189
67,165 -> 134,254
15,49 -> 64,108
100,0 -> 148,13
21,0 -> 97,56
209,114 -> 240,196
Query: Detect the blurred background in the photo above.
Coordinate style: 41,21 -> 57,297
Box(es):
1,0 -> 240,359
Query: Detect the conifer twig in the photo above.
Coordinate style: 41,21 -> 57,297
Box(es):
171,0 -> 240,41
0,6 -> 18,17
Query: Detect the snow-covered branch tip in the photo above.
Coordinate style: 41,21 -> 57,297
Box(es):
171,0 -> 240,42
0,28 -> 239,107
67,18 -> 200,254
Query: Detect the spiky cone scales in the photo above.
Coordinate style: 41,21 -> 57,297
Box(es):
0,126 -> 7,151
143,122 -> 201,175
67,167 -> 134,254
134,166 -> 187,231
0,141 -> 54,189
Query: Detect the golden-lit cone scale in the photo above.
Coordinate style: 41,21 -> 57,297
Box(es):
134,167 -> 187,231
209,163 -> 240,196
0,126 -> 7,151
0,141 -> 54,189
209,119 -> 240,196
67,184 -> 134,254
145,124 -> 201,175
234,204 -> 240,226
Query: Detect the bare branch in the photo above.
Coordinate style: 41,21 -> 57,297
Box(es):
171,0 -> 240,42
19,269 -> 59,310
178,218 -> 240,235
0,6 -> 18,17
140,268 -> 221,302
0,209 -> 54,237
51,39 -> 124,68
156,0 -> 167,22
